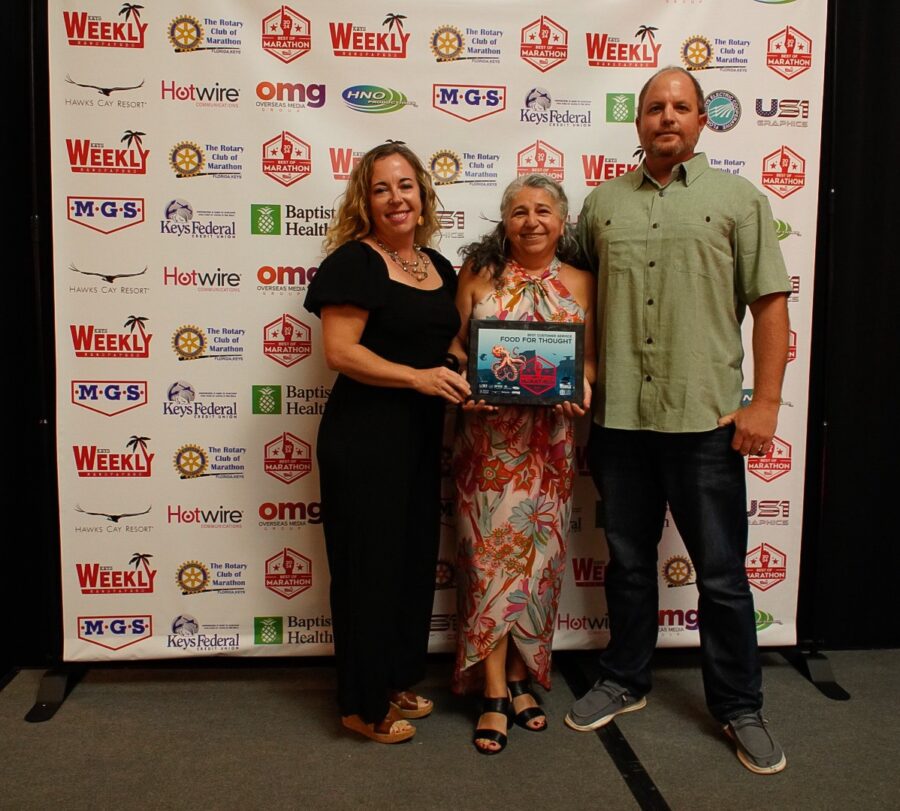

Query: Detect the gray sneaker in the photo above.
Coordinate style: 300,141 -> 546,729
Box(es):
724,711 -> 787,774
565,679 -> 647,732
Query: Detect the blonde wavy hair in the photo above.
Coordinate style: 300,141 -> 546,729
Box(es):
323,142 -> 441,255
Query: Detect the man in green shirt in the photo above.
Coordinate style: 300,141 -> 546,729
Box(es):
566,67 -> 790,775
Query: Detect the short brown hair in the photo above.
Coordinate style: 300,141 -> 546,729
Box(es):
637,66 -> 705,118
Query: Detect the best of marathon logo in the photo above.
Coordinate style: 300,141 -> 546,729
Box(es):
432,84 -> 505,122
264,432 -> 312,483
746,543 -> 787,591
163,264 -> 240,292
429,24 -> 501,64
586,25 -> 661,68
168,614 -> 240,652
70,317 -> 151,358
171,324 -> 245,362
518,141 -> 564,181
250,203 -> 334,236
253,384 -> 330,416
161,79 -> 240,108
164,380 -> 238,420
262,132 -> 311,186
169,141 -> 243,179
66,129 -> 148,174
258,501 -> 322,530
429,149 -> 499,187
680,35 -> 749,73
73,435 -> 154,478
255,80 -> 325,111
582,154 -> 639,186
76,554 -> 156,595
262,6 -> 311,63
175,560 -> 246,595
173,443 -> 246,480
167,14 -> 242,54
63,7 -> 147,48
254,614 -> 333,645
256,263 -> 318,295
64,73 -> 146,109
520,16 -> 568,72
67,262 -> 149,295
68,196 -> 144,235
265,548 -> 313,599
762,146 -> 805,198
766,26 -> 812,79
520,87 -> 592,128
747,435 -> 792,482
756,98 -> 810,128
71,380 -> 147,416
168,502 -> 243,528
263,315 -> 311,367
329,14 -> 410,58
161,199 -> 237,239
78,615 -> 152,650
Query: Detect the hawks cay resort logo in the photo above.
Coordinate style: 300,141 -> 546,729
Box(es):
255,79 -> 325,112
163,379 -> 238,420
252,384 -> 329,416
64,72 -> 146,109
161,199 -> 236,239
63,4 -> 147,48
76,553 -> 156,595
429,149 -> 499,187
680,34 -> 749,73
73,503 -> 152,533
429,24 -> 502,64
432,84 -> 504,122
264,432 -> 312,484
163,263 -> 241,292
586,24 -> 661,68
66,129 -> 148,173
67,195 -> 144,235
262,132 -> 312,186
756,98 -> 810,128
263,314 -> 312,367
256,262 -> 318,296
520,16 -> 568,72
168,614 -> 240,652
73,434 -> 154,478
167,14 -> 242,54
70,315 -> 151,358
766,26 -> 812,80
343,85 -> 414,114
169,140 -> 243,179
329,13 -> 410,58
175,560 -> 246,596
161,78 -> 240,108
517,141 -> 564,181
171,323 -> 245,362
173,442 -> 246,480
68,261 -> 148,295
250,203 -> 334,237
262,5 -> 311,63
520,87 -> 591,127
78,615 -> 152,651
71,380 -> 147,417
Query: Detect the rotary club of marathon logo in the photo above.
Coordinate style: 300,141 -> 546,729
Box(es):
520,16 -> 568,72
265,547 -> 313,599
263,314 -> 311,366
171,324 -> 245,361
662,555 -> 697,588
262,6 -> 311,63
517,140 -> 564,181
430,24 -> 464,61
761,146 -> 806,199
264,432 -> 312,484
169,141 -> 242,179
262,131 -> 311,186
167,14 -> 242,54
173,443 -> 245,479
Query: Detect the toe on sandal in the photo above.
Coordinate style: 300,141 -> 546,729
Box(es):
508,679 -> 547,732
473,696 -> 510,756
341,708 -> 416,744
389,690 -> 434,719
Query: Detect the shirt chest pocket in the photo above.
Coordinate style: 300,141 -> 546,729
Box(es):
597,221 -> 651,275
665,216 -> 735,279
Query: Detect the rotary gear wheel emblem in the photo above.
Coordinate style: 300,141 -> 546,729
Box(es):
662,555 -> 694,587
174,444 -> 209,478
430,25 -> 464,61
681,35 -> 713,71
172,325 -> 206,360
170,141 -> 205,178
169,15 -> 204,52
429,149 -> 461,185
176,560 -> 210,594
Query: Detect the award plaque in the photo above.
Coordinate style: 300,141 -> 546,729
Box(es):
467,319 -> 585,406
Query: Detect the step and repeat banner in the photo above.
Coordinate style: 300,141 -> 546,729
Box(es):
50,0 -> 825,660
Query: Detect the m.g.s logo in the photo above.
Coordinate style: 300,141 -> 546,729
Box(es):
77,615 -> 152,650
432,84 -> 506,122
67,196 -> 144,234
71,380 -> 148,416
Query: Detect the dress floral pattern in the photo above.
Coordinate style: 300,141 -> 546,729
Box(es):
453,260 -> 584,693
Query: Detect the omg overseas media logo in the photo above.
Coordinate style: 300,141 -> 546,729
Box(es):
520,16 -> 568,72
585,25 -> 661,69
255,80 -> 325,112
161,199 -> 237,240
75,553 -> 157,595
174,561 -> 247,596
169,141 -> 242,179
257,500 -> 322,531
428,149 -> 499,187
70,316 -> 151,358
252,384 -> 329,416
329,13 -> 410,58
168,614 -> 240,652
747,436 -> 792,482
256,263 -> 318,296
265,548 -> 313,599
71,380 -> 147,417
171,324 -> 245,362
429,24 -> 502,64
679,35 -> 749,73
517,141 -> 564,181
582,152 -> 640,186
432,84 -> 505,122
261,6 -> 310,63
67,196 -> 144,234
65,129 -> 148,174
761,146 -> 806,199
73,435 -> 154,478
172,443 -> 246,480
658,607 -> 699,635
745,543 -> 787,591
63,4 -> 147,48
263,315 -> 311,366
163,380 -> 238,421
167,14 -> 243,54
766,26 -> 812,79
77,615 -> 152,651
264,432 -> 312,484
262,132 -> 311,186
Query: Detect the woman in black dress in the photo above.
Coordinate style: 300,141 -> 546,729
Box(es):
304,143 -> 470,743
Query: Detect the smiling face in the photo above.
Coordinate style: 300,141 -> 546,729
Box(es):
636,70 -> 707,164
504,186 -> 566,269
367,154 -> 423,247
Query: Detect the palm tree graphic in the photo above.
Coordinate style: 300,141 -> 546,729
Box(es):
383,13 -> 407,33
121,130 -> 145,149
635,25 -> 658,44
119,4 -> 143,23
126,435 -> 151,457
633,146 -> 645,161
124,315 -> 148,338
129,552 -> 153,573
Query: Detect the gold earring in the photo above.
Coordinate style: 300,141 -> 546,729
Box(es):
417,215 -> 425,226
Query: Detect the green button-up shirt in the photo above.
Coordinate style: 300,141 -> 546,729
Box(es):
577,153 -> 791,433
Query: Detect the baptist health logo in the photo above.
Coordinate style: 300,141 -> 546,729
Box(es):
251,204 -> 281,235
255,616 -> 283,644
606,93 -> 635,123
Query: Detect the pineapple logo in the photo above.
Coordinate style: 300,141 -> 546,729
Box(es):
252,385 -> 282,415
606,93 -> 635,123
251,204 -> 282,235
254,616 -> 283,644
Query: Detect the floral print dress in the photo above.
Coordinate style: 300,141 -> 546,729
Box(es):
453,260 -> 584,693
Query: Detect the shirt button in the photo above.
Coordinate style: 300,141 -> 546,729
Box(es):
647,299 -> 654,305
649,261 -> 656,267
646,337 -> 653,344
645,375 -> 652,382
659,191 -> 665,197
652,223 -> 659,229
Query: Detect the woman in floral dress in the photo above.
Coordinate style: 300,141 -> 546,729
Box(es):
449,174 -> 597,754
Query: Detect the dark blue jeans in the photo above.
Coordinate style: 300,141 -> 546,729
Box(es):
589,425 -> 762,722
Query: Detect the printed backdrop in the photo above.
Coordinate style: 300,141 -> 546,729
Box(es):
49,0 -> 825,660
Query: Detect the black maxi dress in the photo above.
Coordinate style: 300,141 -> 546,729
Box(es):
304,240 -> 460,723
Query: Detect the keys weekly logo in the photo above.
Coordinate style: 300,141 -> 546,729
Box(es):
329,13 -> 409,58
66,129 -> 148,174
76,553 -> 157,595
63,6 -> 147,48
70,316 -> 151,358
586,25 -> 661,68
73,435 -> 154,478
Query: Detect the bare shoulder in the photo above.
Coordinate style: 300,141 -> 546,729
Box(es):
558,263 -> 595,310
458,261 -> 496,297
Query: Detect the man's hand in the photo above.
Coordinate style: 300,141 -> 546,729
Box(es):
718,399 -> 779,456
